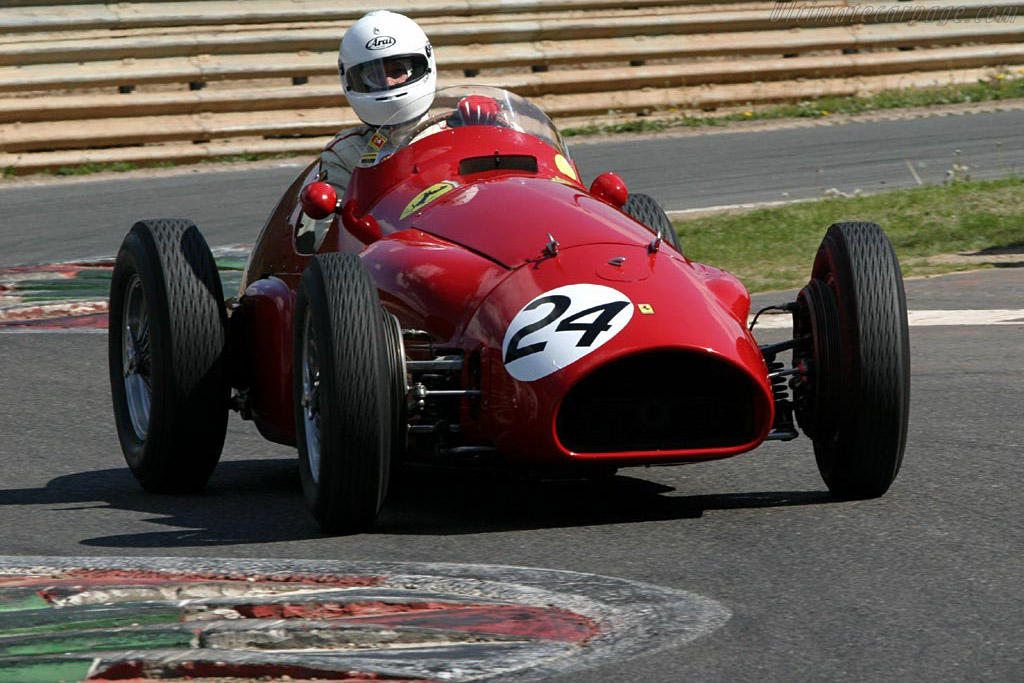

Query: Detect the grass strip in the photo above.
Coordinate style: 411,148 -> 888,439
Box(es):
563,74 -> 1024,137
674,177 -> 1024,293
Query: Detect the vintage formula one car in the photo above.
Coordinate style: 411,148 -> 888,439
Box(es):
109,86 -> 910,533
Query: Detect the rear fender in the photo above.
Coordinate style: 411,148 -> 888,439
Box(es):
238,276 -> 297,446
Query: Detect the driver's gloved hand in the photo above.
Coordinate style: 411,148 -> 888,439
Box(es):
458,95 -> 501,126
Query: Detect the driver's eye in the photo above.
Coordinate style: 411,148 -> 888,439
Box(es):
385,61 -> 411,79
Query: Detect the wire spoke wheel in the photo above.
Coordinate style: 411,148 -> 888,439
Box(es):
293,253 -> 395,534
108,219 -> 229,493
300,308 -> 323,484
122,274 -> 152,441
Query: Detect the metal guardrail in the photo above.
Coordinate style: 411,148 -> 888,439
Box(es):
1,0 -> 1022,173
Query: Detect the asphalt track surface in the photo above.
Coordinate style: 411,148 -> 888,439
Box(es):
1,110 -> 1023,681
3,108 -> 1024,265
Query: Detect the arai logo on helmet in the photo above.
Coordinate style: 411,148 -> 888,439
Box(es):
365,35 -> 396,50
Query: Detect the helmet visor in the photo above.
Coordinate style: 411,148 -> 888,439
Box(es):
346,54 -> 430,94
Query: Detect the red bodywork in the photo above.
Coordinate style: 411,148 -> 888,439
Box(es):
235,125 -> 774,468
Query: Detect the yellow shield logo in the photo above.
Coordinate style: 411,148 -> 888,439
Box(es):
400,181 -> 460,220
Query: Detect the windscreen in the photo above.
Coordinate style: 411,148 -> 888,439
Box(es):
361,86 -> 570,163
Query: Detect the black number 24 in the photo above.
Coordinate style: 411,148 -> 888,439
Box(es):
505,295 -> 629,364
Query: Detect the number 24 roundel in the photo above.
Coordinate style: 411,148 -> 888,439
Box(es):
502,284 -> 634,382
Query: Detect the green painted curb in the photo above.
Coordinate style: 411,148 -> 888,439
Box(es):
0,659 -> 94,683
0,592 -> 50,613
0,628 -> 192,657
0,605 -> 181,637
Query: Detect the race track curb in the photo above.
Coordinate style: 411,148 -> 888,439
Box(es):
0,556 -> 730,683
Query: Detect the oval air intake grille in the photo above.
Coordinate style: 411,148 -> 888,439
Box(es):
556,350 -> 762,453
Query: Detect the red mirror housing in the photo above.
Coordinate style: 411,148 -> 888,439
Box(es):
299,181 -> 338,220
341,200 -> 383,245
590,172 -> 629,208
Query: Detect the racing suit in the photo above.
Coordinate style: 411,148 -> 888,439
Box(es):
318,125 -> 373,195
317,118 -> 437,195
317,100 -> 489,194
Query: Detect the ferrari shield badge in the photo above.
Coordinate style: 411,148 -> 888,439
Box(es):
503,284 -> 634,382
400,180 -> 460,220
554,154 -> 578,181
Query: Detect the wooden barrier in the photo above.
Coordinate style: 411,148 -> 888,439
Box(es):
1,0 -> 1022,173
4,42 -> 1024,127
0,67 -> 1003,173
0,0 -> 772,32
3,20 -> 1024,94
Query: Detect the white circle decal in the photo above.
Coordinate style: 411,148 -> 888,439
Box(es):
502,283 -> 634,382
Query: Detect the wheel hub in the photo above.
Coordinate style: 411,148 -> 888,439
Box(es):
122,274 -> 152,441
301,310 -> 323,484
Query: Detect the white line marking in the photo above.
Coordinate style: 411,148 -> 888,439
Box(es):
750,309 -> 1024,329
667,197 -> 815,220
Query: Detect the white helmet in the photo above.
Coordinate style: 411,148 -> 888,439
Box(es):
339,11 -> 436,127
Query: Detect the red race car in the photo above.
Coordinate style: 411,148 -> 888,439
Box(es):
108,87 -> 910,533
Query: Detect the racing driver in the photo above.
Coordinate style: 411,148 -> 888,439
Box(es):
317,9 -> 436,194
300,10 -> 502,215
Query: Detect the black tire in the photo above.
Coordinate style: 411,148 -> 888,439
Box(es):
792,279 -> 841,440
805,221 -> 910,499
380,309 -> 408,468
293,253 -> 392,533
622,193 -> 683,253
108,219 -> 229,492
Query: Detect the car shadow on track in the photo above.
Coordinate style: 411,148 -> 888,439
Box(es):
0,459 -> 836,545
376,466 -> 836,535
0,459 -> 313,548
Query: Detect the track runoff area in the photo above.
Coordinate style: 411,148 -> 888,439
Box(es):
1,250 -> 1021,333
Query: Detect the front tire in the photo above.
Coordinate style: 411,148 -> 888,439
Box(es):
108,219 -> 229,492
380,309 -> 408,469
622,193 -> 683,253
802,221 -> 910,499
294,254 -> 392,533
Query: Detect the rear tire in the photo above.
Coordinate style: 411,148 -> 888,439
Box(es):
108,219 -> 229,492
622,193 -> 683,253
804,221 -> 910,499
294,254 -> 392,533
